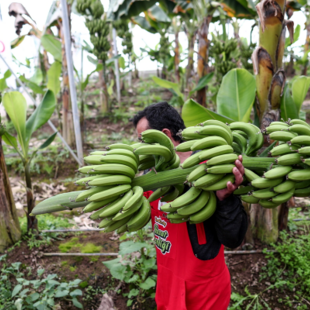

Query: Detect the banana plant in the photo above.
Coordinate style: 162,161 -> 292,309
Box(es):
2,90 -> 56,232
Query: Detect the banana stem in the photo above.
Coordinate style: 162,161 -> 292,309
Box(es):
132,157 -> 275,191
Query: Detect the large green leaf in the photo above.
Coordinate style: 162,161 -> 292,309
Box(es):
25,90 -> 56,143
280,84 -> 298,121
152,76 -> 183,99
11,35 -> 26,49
47,61 -> 62,97
2,92 -> 27,156
133,16 -> 157,34
189,72 -> 214,95
0,70 -> 11,92
81,64 -> 103,91
291,76 -> 310,114
41,34 -> 62,62
2,132 -> 18,151
182,99 -> 233,127
217,68 -> 256,122
149,5 -> 171,23
220,0 -> 256,18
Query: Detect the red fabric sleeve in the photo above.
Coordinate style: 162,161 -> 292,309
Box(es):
196,222 -> 207,245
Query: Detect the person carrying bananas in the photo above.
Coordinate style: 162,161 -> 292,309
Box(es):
132,102 -> 248,310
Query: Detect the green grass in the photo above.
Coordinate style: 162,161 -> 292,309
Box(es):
59,237 -> 82,253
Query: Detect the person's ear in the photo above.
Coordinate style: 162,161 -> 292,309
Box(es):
162,128 -> 173,139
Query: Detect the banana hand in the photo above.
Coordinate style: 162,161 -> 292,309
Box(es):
216,155 -> 244,201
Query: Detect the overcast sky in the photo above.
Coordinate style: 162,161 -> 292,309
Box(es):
0,0 -> 307,79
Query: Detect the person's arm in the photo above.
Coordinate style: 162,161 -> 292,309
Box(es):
214,155 -> 248,248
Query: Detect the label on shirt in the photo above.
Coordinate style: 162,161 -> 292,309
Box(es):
154,215 -> 171,255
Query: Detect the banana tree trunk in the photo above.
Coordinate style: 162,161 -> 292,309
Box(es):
0,136 -> 21,252
302,19 -> 310,75
186,32 -> 195,92
99,61 -> 109,113
25,163 -> 37,232
175,30 -> 180,83
60,4 -> 75,146
197,16 -> 212,107
251,0 -> 293,244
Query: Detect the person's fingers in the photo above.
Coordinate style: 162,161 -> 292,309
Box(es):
227,181 -> 237,192
233,167 -> 243,186
238,155 -> 243,163
235,159 -> 245,176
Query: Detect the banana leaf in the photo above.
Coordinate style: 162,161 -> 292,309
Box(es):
182,99 -> 233,127
291,76 -> 310,114
280,84 -> 298,121
47,61 -> 62,97
217,68 -> 256,123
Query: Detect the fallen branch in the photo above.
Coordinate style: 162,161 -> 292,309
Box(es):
41,229 -> 104,233
43,252 -> 118,256
224,250 -> 277,255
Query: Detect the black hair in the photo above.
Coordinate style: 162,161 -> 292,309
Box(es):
132,102 -> 185,142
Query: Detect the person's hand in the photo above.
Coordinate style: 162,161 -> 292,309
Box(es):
216,155 -> 244,201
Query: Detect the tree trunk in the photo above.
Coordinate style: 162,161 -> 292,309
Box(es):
302,20 -> 310,75
0,136 -> 21,252
99,61 -> 109,113
197,16 -> 212,107
60,4 -> 75,147
186,32 -> 195,92
174,30 -> 180,83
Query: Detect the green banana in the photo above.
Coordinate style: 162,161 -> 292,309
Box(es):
177,191 -> 210,216
101,155 -> 138,171
264,166 -> 292,179
170,219 -> 188,224
269,121 -> 289,127
181,127 -> 205,140
264,125 -> 290,134
302,158 -> 310,166
191,136 -> 228,151
168,187 -> 202,209
229,122 -> 258,155
199,125 -> 233,145
92,164 -> 136,179
234,186 -> 254,195
113,198 -> 143,221
252,188 -> 277,199
259,199 -> 278,209
232,130 -> 248,138
297,146 -> 310,156
174,184 -> 185,196
75,175 -> 103,185
148,186 -> 171,203
275,153 -> 301,166
198,145 -> 234,162
175,140 -> 200,152
78,165 -> 98,174
83,196 -> 118,213
250,124 -> 263,153
273,180 -> 295,194
270,144 -> 299,156
294,187 -> 310,197
101,149 -> 139,163
207,153 -> 238,166
288,119 -> 310,127
240,195 -> 259,203
290,135 -> 310,146
232,142 -> 242,154
84,155 -> 104,165
98,218 -> 114,229
288,169 -> 310,181
202,174 -> 235,191
187,164 -> 207,182
99,190 -> 133,218
117,223 -> 128,234
139,155 -> 154,164
287,124 -> 310,136
232,132 -> 247,153
193,174 -> 224,188
88,185 -> 132,202
106,143 -> 134,151
104,217 -> 132,233
88,175 -> 132,186
181,152 -> 204,169
295,180 -> 310,189
207,164 -> 235,174
269,131 -> 297,142
251,177 -> 283,189
75,186 -> 112,202
134,144 -> 172,162
127,197 -> 151,231
161,186 -> 180,202
123,186 -> 144,211
167,213 -> 188,220
90,207 -> 106,220
271,188 -> 295,204
244,168 -> 260,182
200,120 -> 232,138
189,191 -> 216,223
141,129 -> 175,153
138,161 -> 155,171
